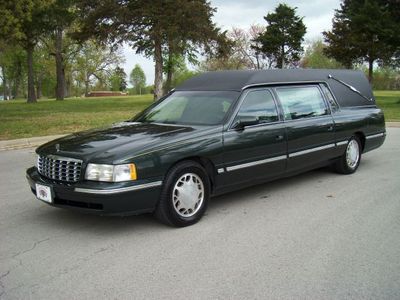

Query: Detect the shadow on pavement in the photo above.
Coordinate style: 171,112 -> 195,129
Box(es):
24,165 -> 345,234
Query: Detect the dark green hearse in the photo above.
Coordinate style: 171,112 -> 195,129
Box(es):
26,69 -> 386,227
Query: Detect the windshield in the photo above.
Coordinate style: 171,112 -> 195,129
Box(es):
134,91 -> 239,125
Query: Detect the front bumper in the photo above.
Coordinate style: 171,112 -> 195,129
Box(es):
26,167 -> 163,216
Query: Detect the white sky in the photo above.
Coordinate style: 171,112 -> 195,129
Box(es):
122,0 -> 341,85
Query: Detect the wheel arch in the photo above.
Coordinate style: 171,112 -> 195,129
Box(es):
354,131 -> 366,151
168,156 -> 217,193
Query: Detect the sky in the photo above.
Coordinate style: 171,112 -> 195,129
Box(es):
122,0 -> 342,85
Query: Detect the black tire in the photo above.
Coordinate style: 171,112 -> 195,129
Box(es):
334,136 -> 362,174
154,160 -> 210,227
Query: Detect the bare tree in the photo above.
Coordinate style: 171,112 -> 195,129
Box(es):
200,25 -> 273,71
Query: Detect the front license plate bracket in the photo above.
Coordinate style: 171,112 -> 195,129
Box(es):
35,183 -> 53,203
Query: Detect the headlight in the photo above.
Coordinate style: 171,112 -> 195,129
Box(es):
85,163 -> 137,182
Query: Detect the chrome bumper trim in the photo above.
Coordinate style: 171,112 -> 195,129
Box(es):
74,181 -> 163,194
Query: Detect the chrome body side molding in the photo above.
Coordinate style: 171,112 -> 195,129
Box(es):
366,132 -> 385,140
288,143 -> 336,158
226,155 -> 287,172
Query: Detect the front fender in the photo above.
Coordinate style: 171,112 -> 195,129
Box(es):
132,131 -> 224,180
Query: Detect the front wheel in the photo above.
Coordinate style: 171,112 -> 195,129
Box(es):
155,161 -> 210,227
334,136 -> 362,174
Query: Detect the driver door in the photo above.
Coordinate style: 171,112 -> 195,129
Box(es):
220,88 -> 287,188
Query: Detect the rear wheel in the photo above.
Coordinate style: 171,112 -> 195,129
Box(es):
334,136 -> 362,174
155,161 -> 210,227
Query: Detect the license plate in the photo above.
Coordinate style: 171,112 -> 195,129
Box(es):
35,184 -> 53,203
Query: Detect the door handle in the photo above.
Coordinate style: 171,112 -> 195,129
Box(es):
327,126 -> 334,132
275,135 -> 284,141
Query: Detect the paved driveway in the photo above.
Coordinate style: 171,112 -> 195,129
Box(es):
1,129 -> 399,299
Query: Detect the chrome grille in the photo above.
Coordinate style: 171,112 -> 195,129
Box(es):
37,155 -> 82,182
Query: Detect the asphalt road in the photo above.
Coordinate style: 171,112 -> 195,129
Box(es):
1,129 -> 399,299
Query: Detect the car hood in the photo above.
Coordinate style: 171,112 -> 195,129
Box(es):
36,122 -> 216,163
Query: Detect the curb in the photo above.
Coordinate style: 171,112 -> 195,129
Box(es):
1,121 -> 399,151
386,122 -> 400,128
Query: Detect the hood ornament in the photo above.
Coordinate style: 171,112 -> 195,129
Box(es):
55,143 -> 60,152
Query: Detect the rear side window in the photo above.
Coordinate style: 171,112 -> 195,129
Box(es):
275,86 -> 328,120
235,89 -> 279,124
320,84 -> 339,112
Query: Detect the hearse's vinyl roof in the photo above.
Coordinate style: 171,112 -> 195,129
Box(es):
176,69 -> 375,106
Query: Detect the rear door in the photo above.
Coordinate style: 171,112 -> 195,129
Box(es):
220,88 -> 287,187
274,85 -> 336,172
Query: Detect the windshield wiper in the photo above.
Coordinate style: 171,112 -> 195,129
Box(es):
328,74 -> 373,102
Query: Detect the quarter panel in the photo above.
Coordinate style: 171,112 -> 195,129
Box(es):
285,116 -> 336,171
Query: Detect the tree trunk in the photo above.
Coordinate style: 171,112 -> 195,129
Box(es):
276,59 -> 281,69
153,34 -> 163,101
8,85 -> 12,100
12,59 -> 22,98
165,40 -> 174,92
165,66 -> 173,93
26,43 -> 37,103
14,68 -> 20,99
1,65 -> 7,100
84,72 -> 91,97
84,80 -> 90,97
55,28 -> 66,100
65,75 -> 70,98
256,53 -> 260,70
368,57 -> 374,83
36,73 -> 43,99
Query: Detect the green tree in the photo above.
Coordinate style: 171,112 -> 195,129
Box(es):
0,44 -> 24,100
300,40 -> 343,69
34,41 -> 60,99
109,66 -> 127,91
0,4 -> 28,99
161,1 -> 229,92
371,67 -> 400,90
0,0 -> 53,102
254,4 -> 306,68
42,34 -> 82,98
45,0 -> 78,100
322,10 -> 357,69
8,47 -> 26,99
199,56 -> 248,71
170,69 -> 198,89
162,58 -> 198,90
130,64 -> 146,95
75,0 -> 225,100
72,40 -> 124,96
323,0 -> 399,82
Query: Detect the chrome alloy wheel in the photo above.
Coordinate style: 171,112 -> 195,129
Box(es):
346,139 -> 360,169
172,173 -> 204,217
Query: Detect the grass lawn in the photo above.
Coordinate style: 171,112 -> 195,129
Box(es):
0,91 -> 399,140
374,90 -> 400,122
0,95 -> 153,140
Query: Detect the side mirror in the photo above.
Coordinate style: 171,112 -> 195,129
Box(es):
232,116 -> 259,130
